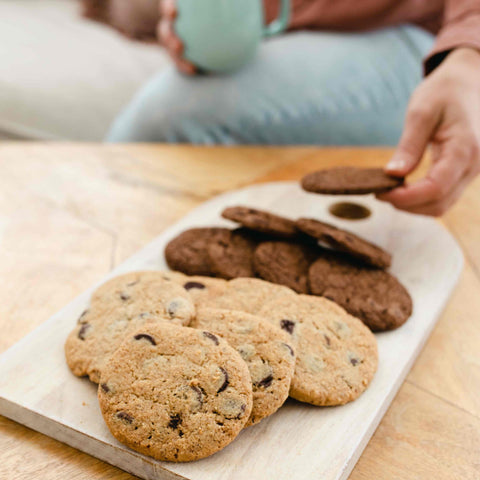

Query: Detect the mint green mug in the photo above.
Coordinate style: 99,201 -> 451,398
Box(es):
175,0 -> 290,73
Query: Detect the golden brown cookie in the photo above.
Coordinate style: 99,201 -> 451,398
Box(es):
191,308 -> 295,426
259,294 -> 378,406
207,277 -> 297,314
98,323 -> 253,462
65,271 -> 195,383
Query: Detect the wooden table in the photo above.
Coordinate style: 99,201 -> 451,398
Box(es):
0,143 -> 479,480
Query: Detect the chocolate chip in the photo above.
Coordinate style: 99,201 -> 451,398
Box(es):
77,310 -> 89,324
120,293 -> 130,301
190,385 -> 204,406
168,414 -> 182,430
324,334 -> 331,347
236,403 -> 246,420
184,281 -> 206,291
280,319 -> 295,335
100,383 -> 110,393
283,343 -> 295,357
167,299 -> 183,317
348,352 -> 361,366
78,323 -> 91,340
256,375 -> 274,389
217,367 -> 229,393
133,333 -> 156,345
116,411 -> 134,424
203,331 -> 219,345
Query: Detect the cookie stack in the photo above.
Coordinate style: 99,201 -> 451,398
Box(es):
165,204 -> 412,332
65,270 -> 378,462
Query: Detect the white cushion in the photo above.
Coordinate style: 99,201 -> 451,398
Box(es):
0,0 -> 170,140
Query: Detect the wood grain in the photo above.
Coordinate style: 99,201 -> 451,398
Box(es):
0,143 -> 478,480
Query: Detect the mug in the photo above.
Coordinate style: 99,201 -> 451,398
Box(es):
175,0 -> 290,73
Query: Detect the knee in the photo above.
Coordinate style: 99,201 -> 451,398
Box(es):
106,68 -> 234,144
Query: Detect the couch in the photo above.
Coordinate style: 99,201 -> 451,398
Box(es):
0,0 -> 169,140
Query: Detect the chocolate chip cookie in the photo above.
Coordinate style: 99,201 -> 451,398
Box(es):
208,277 -> 297,314
98,323 -> 253,462
165,228 -> 230,276
167,273 -> 228,308
296,218 -> 392,269
259,294 -> 378,406
253,241 -> 319,293
301,167 -> 404,195
308,253 -> 413,331
222,206 -> 299,239
207,229 -> 258,279
191,308 -> 295,426
65,271 -> 195,383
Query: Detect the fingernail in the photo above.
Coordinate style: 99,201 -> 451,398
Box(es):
386,156 -> 406,171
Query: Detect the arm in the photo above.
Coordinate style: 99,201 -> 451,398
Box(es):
379,1 -> 480,216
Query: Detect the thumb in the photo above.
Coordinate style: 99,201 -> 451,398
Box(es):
386,101 -> 440,177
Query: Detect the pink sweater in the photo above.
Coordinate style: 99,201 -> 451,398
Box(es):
265,0 -> 480,73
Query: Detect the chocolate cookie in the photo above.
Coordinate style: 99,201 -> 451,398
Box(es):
65,271 -> 195,383
308,253 -> 413,331
259,294 -> 378,406
191,308 -> 295,426
301,167 -> 404,195
222,206 -> 299,239
253,241 -> 319,293
165,228 -> 230,276
98,323 -> 253,462
296,218 -> 392,269
207,229 -> 258,279
208,277 -> 297,314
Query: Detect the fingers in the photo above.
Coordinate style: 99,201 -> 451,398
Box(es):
385,91 -> 441,177
394,170 -> 475,216
378,137 -> 480,216
157,1 -> 197,75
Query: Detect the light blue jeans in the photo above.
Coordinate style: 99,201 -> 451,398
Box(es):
107,26 -> 434,145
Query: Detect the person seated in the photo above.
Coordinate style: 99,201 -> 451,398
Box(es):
82,0 -> 480,217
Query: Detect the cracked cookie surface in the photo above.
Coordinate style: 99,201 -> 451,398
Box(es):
191,308 -> 295,426
98,323 -> 253,462
308,253 -> 412,331
65,271 -> 195,383
259,294 -> 378,406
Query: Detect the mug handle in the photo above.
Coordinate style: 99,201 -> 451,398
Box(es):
262,0 -> 290,37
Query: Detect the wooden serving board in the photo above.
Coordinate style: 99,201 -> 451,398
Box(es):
0,182 -> 463,480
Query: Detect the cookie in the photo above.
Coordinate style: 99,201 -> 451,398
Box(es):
208,277 -> 297,314
65,271 -> 195,383
222,206 -> 299,239
253,241 -> 319,293
308,253 -> 413,331
258,294 -> 378,406
191,308 -> 295,426
296,218 -> 392,269
165,228 -> 230,276
207,229 -> 258,279
98,323 -> 253,462
173,274 -> 228,308
301,167 -> 404,195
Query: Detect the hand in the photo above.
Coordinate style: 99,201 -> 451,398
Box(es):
378,47 -> 480,216
158,0 -> 197,74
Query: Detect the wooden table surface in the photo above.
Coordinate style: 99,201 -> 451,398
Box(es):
0,143 -> 479,480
